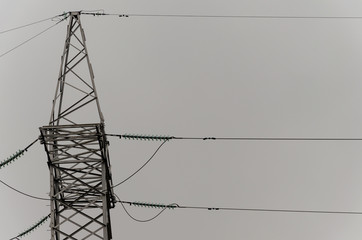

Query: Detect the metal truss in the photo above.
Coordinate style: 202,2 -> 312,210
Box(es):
40,12 -> 115,240
49,11 -> 104,126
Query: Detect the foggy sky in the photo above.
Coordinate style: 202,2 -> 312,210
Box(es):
2,1 -> 362,239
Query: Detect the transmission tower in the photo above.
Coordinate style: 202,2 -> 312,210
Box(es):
40,12 -> 115,240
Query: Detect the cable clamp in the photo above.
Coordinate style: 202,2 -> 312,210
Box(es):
203,137 -> 216,140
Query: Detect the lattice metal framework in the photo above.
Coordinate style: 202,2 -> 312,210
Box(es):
40,12 -> 115,240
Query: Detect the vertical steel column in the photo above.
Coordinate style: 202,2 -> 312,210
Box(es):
40,12 -> 114,240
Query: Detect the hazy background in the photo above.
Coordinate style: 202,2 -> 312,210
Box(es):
2,0 -> 362,239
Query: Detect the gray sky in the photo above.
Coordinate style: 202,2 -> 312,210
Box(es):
2,0 -> 362,239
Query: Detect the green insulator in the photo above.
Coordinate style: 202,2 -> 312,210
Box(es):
1,150 -> 26,169
122,134 -> 172,141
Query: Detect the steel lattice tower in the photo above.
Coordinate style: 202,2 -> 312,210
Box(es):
40,12 -> 115,240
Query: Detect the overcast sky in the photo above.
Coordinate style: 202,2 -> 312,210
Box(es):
2,0 -> 362,239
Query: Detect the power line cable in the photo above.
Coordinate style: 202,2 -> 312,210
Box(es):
0,179 -> 49,201
112,140 -> 168,189
115,194 -> 176,222
81,11 -> 362,19
108,133 -> 362,189
119,199 -> 362,216
0,138 -> 49,201
173,137 -> 362,141
107,133 -> 362,142
0,13 -> 68,35
0,14 -> 68,59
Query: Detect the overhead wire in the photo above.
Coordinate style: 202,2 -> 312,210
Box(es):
108,133 -> 362,188
107,133 -> 362,142
115,194 -> 176,222
0,13 -> 69,59
0,179 -> 49,201
5,10 -> 362,234
81,11 -> 362,19
0,13 -> 67,35
172,136 -> 362,141
119,199 -> 362,216
112,140 -> 168,189
0,138 -> 50,201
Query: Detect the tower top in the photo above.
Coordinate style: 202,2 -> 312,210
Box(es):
49,12 -> 104,126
